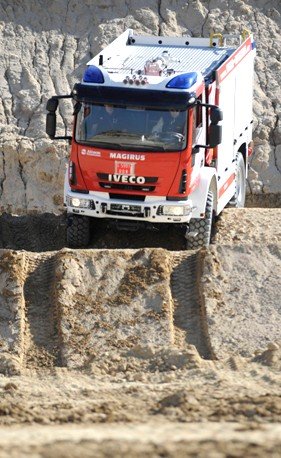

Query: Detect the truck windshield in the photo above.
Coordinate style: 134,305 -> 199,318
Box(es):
75,103 -> 187,152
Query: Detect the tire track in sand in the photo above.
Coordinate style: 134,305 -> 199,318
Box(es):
171,251 -> 215,360
23,253 -> 62,368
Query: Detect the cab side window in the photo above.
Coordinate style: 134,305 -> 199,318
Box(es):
192,95 -> 203,143
196,95 -> 203,128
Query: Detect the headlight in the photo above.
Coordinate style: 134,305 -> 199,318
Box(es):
158,205 -> 191,216
68,197 -> 91,208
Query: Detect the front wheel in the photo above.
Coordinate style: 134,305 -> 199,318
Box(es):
67,214 -> 90,248
186,191 -> 214,249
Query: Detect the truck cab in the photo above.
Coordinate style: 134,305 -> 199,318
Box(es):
46,29 -> 255,248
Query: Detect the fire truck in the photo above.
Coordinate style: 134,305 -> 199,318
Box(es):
46,29 -> 256,248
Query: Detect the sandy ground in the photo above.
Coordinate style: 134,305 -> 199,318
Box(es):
0,208 -> 280,456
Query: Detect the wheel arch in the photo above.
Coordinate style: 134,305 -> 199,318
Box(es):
237,142 -> 248,176
189,167 -> 218,218
209,176 -> 218,215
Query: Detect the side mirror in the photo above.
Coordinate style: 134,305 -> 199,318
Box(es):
45,94 -> 73,141
210,107 -> 223,124
46,97 -> 59,112
209,124 -> 222,147
46,112 -> 56,139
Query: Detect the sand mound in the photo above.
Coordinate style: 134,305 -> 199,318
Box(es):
1,208 -> 281,374
0,207 -> 281,455
214,208 -> 281,245
252,343 -> 281,370
0,247 -> 211,374
56,248 -> 174,369
200,208 -> 281,359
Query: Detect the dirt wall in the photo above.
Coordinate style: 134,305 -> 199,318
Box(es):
0,0 -> 280,213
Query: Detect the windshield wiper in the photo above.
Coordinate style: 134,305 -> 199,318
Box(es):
117,143 -> 167,151
81,140 -> 124,148
101,131 -> 143,138
79,139 -> 169,151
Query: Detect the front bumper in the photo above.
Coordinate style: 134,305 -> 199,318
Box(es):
66,190 -> 194,224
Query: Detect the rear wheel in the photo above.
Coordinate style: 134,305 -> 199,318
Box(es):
186,191 -> 214,249
229,152 -> 246,207
67,214 -> 90,248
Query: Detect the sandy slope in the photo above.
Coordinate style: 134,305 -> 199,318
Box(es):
0,208 -> 280,456
204,208 -> 281,358
0,423 -> 280,458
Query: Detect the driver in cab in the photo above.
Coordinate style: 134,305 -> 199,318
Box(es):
151,109 -> 185,137
80,104 -> 120,141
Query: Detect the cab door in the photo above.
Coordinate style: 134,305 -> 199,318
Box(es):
189,95 -> 206,191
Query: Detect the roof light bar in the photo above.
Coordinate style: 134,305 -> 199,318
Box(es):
83,65 -> 104,83
166,72 -> 197,90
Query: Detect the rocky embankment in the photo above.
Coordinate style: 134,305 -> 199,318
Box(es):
0,0 -> 280,214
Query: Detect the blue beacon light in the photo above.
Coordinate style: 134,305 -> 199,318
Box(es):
166,72 -> 197,89
83,65 -> 104,83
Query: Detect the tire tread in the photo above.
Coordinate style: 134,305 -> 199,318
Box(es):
186,191 -> 214,249
67,215 -> 90,248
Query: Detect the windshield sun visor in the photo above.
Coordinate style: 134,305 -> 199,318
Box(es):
72,83 -> 195,110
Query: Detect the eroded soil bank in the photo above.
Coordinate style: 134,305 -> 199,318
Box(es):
0,208 -> 280,457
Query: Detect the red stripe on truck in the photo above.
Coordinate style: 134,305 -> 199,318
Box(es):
218,173 -> 235,198
216,37 -> 252,84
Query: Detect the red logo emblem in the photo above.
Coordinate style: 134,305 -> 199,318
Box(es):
115,161 -> 135,175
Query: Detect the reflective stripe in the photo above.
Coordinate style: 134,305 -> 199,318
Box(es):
218,173 -> 235,198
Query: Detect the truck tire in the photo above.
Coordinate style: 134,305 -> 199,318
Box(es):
186,191 -> 214,249
67,214 -> 90,248
229,152 -> 246,207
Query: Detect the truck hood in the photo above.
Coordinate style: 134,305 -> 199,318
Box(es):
77,147 -> 182,196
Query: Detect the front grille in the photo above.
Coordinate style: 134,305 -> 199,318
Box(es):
97,173 -> 158,183
111,203 -> 142,213
109,194 -> 145,201
100,183 -> 155,192
107,210 -> 144,218
98,202 -> 151,219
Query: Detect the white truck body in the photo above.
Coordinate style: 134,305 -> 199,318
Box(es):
47,29 -> 256,247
